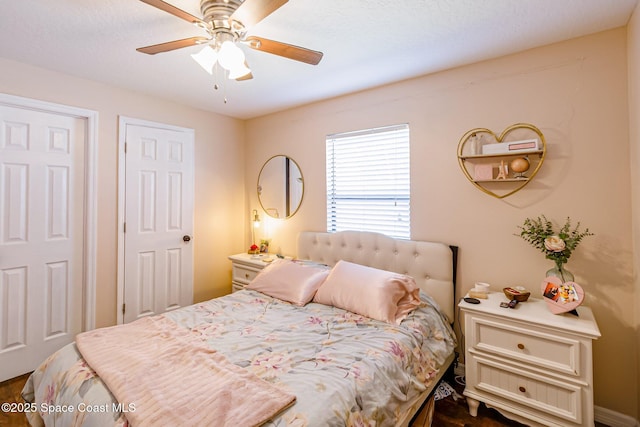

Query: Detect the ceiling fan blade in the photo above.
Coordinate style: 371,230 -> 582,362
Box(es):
230,0 -> 289,29
139,0 -> 206,26
245,36 -> 323,65
137,36 -> 209,55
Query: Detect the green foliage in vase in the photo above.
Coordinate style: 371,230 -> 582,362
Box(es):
516,215 -> 593,267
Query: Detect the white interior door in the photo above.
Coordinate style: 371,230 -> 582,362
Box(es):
0,105 -> 85,381
121,120 -> 194,324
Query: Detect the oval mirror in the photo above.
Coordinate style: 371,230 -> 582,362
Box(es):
257,155 -> 304,219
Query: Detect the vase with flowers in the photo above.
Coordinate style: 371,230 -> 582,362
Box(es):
516,215 -> 593,282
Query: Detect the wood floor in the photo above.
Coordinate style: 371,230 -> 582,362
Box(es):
0,373 -> 30,427
425,373 -> 610,427
426,374 -> 528,427
0,372 -> 608,426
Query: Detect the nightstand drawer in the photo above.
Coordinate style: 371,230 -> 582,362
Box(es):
232,264 -> 262,284
470,356 -> 582,425
470,316 -> 581,376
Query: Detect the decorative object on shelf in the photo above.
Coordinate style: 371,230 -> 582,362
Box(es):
474,282 -> 490,293
510,157 -> 530,178
496,160 -> 508,180
468,133 -> 488,155
260,239 -> 270,253
468,282 -> 490,299
473,164 -> 493,180
541,276 -> 584,314
516,215 -> 593,283
482,138 -> 541,155
546,263 -> 574,282
503,286 -> 531,302
457,123 -> 546,198
467,290 -> 488,299
248,244 -> 260,255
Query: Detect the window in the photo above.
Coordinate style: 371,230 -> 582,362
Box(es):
326,124 -> 410,239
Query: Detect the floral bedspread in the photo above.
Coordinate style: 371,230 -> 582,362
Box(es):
22,290 -> 456,427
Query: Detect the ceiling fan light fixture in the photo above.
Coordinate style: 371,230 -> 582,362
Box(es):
191,45 -> 218,74
137,0 -> 324,85
218,40 -> 245,71
228,62 -> 252,79
194,21 -> 211,31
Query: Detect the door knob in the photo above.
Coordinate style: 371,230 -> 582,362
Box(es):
183,235 -> 192,242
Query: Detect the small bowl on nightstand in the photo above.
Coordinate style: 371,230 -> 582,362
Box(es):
503,287 -> 531,302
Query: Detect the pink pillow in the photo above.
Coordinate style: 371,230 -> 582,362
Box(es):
313,260 -> 420,324
246,259 -> 329,306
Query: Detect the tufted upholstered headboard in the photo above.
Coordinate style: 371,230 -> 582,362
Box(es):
297,230 -> 457,323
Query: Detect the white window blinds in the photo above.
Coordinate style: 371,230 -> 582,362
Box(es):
326,124 -> 410,239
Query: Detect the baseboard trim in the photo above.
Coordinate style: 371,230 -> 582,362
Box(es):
454,363 -> 639,427
594,406 -> 640,427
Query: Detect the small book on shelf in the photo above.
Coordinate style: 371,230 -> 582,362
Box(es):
474,164 -> 493,180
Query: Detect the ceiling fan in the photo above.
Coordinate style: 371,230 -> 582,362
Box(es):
136,0 -> 323,80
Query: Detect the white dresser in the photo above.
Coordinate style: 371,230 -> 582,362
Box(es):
459,291 -> 600,427
228,253 -> 270,292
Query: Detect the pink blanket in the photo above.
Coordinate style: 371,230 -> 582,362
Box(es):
76,316 -> 295,427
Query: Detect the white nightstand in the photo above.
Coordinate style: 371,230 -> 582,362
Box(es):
228,253 -> 271,292
458,291 -> 600,427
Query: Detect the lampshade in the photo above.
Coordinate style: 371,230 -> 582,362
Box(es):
190,45 -> 218,75
191,39 -> 251,85
218,40 -> 245,71
228,62 -> 252,79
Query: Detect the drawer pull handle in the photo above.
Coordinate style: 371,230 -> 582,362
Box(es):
245,273 -> 250,279
517,343 -> 525,350
518,386 -> 526,393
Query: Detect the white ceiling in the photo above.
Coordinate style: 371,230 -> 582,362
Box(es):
0,0 -> 637,119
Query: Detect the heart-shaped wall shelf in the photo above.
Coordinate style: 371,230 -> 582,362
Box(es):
457,123 -> 546,198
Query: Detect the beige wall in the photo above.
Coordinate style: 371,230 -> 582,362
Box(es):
628,2 -> 640,421
0,58 -> 246,328
2,14 -> 638,421
246,29 -> 638,419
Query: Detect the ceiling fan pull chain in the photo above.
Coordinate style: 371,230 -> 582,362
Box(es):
214,60 -> 224,91
223,68 -> 228,103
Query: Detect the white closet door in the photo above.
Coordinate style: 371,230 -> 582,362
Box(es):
0,105 -> 85,381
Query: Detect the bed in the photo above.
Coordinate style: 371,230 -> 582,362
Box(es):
22,230 -> 457,426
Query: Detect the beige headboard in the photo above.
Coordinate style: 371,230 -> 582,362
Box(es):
297,231 -> 456,323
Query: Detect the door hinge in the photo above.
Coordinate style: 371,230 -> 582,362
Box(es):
124,142 -> 127,154
123,222 -> 126,233
122,303 -> 126,315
